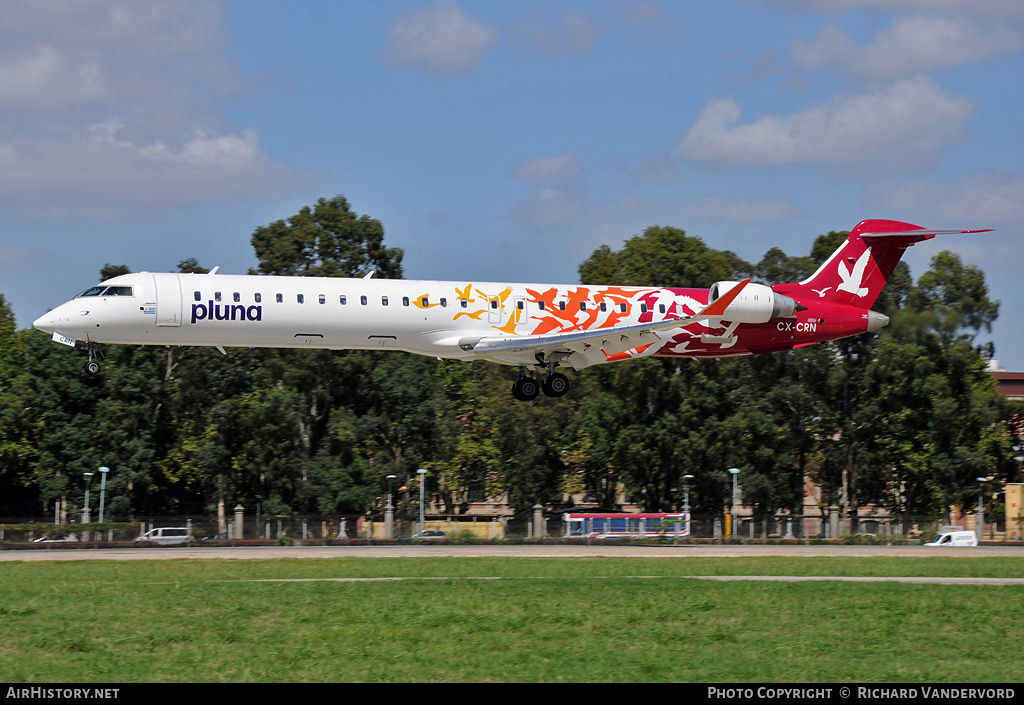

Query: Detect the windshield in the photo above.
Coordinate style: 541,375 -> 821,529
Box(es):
77,286 -> 133,298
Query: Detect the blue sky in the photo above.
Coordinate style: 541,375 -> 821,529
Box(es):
2,0 -> 1023,368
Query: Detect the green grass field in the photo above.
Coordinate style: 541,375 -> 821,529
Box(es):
2,556 -> 1022,682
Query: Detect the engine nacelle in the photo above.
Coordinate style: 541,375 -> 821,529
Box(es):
707,281 -> 797,323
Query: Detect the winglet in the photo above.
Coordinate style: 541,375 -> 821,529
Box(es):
700,279 -> 750,318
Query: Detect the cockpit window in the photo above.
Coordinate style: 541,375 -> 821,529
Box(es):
78,285 -> 133,297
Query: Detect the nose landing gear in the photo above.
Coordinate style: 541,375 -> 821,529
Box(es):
84,342 -> 104,375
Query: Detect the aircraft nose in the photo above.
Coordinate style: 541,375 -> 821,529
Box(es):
33,312 -> 56,334
866,310 -> 889,332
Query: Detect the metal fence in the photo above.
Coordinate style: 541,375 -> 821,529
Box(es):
0,512 -> 1015,543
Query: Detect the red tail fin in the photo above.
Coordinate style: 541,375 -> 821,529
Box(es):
774,219 -> 989,310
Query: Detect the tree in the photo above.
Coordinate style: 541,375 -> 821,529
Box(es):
909,250 -> 1000,348
575,228 -> 751,514
247,196 -> 409,516
0,296 -> 34,514
251,195 -> 403,278
578,225 -> 747,288
100,264 -> 130,281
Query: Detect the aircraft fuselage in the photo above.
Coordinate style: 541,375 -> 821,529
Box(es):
34,220 -> 986,398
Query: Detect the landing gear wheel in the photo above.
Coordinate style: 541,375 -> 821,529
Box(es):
84,341 -> 103,375
542,372 -> 569,397
512,376 -> 540,401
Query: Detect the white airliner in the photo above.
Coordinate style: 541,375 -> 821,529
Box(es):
33,220 -> 987,400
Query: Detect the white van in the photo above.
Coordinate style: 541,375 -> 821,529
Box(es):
924,530 -> 978,547
135,527 -> 190,545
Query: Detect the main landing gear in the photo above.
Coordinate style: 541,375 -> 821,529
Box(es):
511,369 -> 570,401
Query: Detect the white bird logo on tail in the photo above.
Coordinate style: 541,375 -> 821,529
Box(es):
837,250 -> 870,297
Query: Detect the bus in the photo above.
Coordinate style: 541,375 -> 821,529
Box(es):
564,512 -> 690,539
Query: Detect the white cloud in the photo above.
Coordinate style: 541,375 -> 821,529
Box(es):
513,185 -> 587,229
871,170 -> 1024,222
792,16 -> 1023,81
0,0 -> 303,212
690,195 -> 801,225
0,44 -> 109,109
386,1 -> 498,75
512,153 -> 584,180
0,246 -> 49,264
676,76 -> 974,168
615,1 -> 684,38
0,0 -> 225,54
515,8 -> 604,56
0,117 -> 303,206
771,0 -> 1024,17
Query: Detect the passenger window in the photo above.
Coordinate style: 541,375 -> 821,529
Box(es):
620,303 -> 627,313
558,301 -> 566,311
382,296 -> 389,306
517,301 -> 524,310
319,294 -> 326,304
460,299 -> 468,308
297,294 -> 304,304
340,295 -> 347,305
440,298 -> 447,308
255,293 -> 262,303
194,291 -> 201,301
490,300 -> 498,310
215,292 -> 222,302
641,303 -> 648,313
276,293 -> 283,303
403,297 -> 410,307
422,297 -> 429,307
580,302 -> 586,311
233,292 -> 240,303
538,301 -> 545,311
600,302 -> 606,312
659,304 -> 666,314
361,296 -> 367,305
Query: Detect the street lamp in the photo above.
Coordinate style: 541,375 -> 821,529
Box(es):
386,475 -> 397,539
683,474 -> 694,536
83,472 -> 94,524
417,469 -> 428,534
976,477 -> 987,542
728,468 -> 740,539
97,467 -> 109,524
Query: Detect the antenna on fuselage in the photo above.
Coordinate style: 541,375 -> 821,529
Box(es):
209,266 -> 220,275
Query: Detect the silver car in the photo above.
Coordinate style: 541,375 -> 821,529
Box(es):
135,527 -> 190,545
410,530 -> 448,540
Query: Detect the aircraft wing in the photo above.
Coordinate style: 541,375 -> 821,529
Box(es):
462,279 -> 751,367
